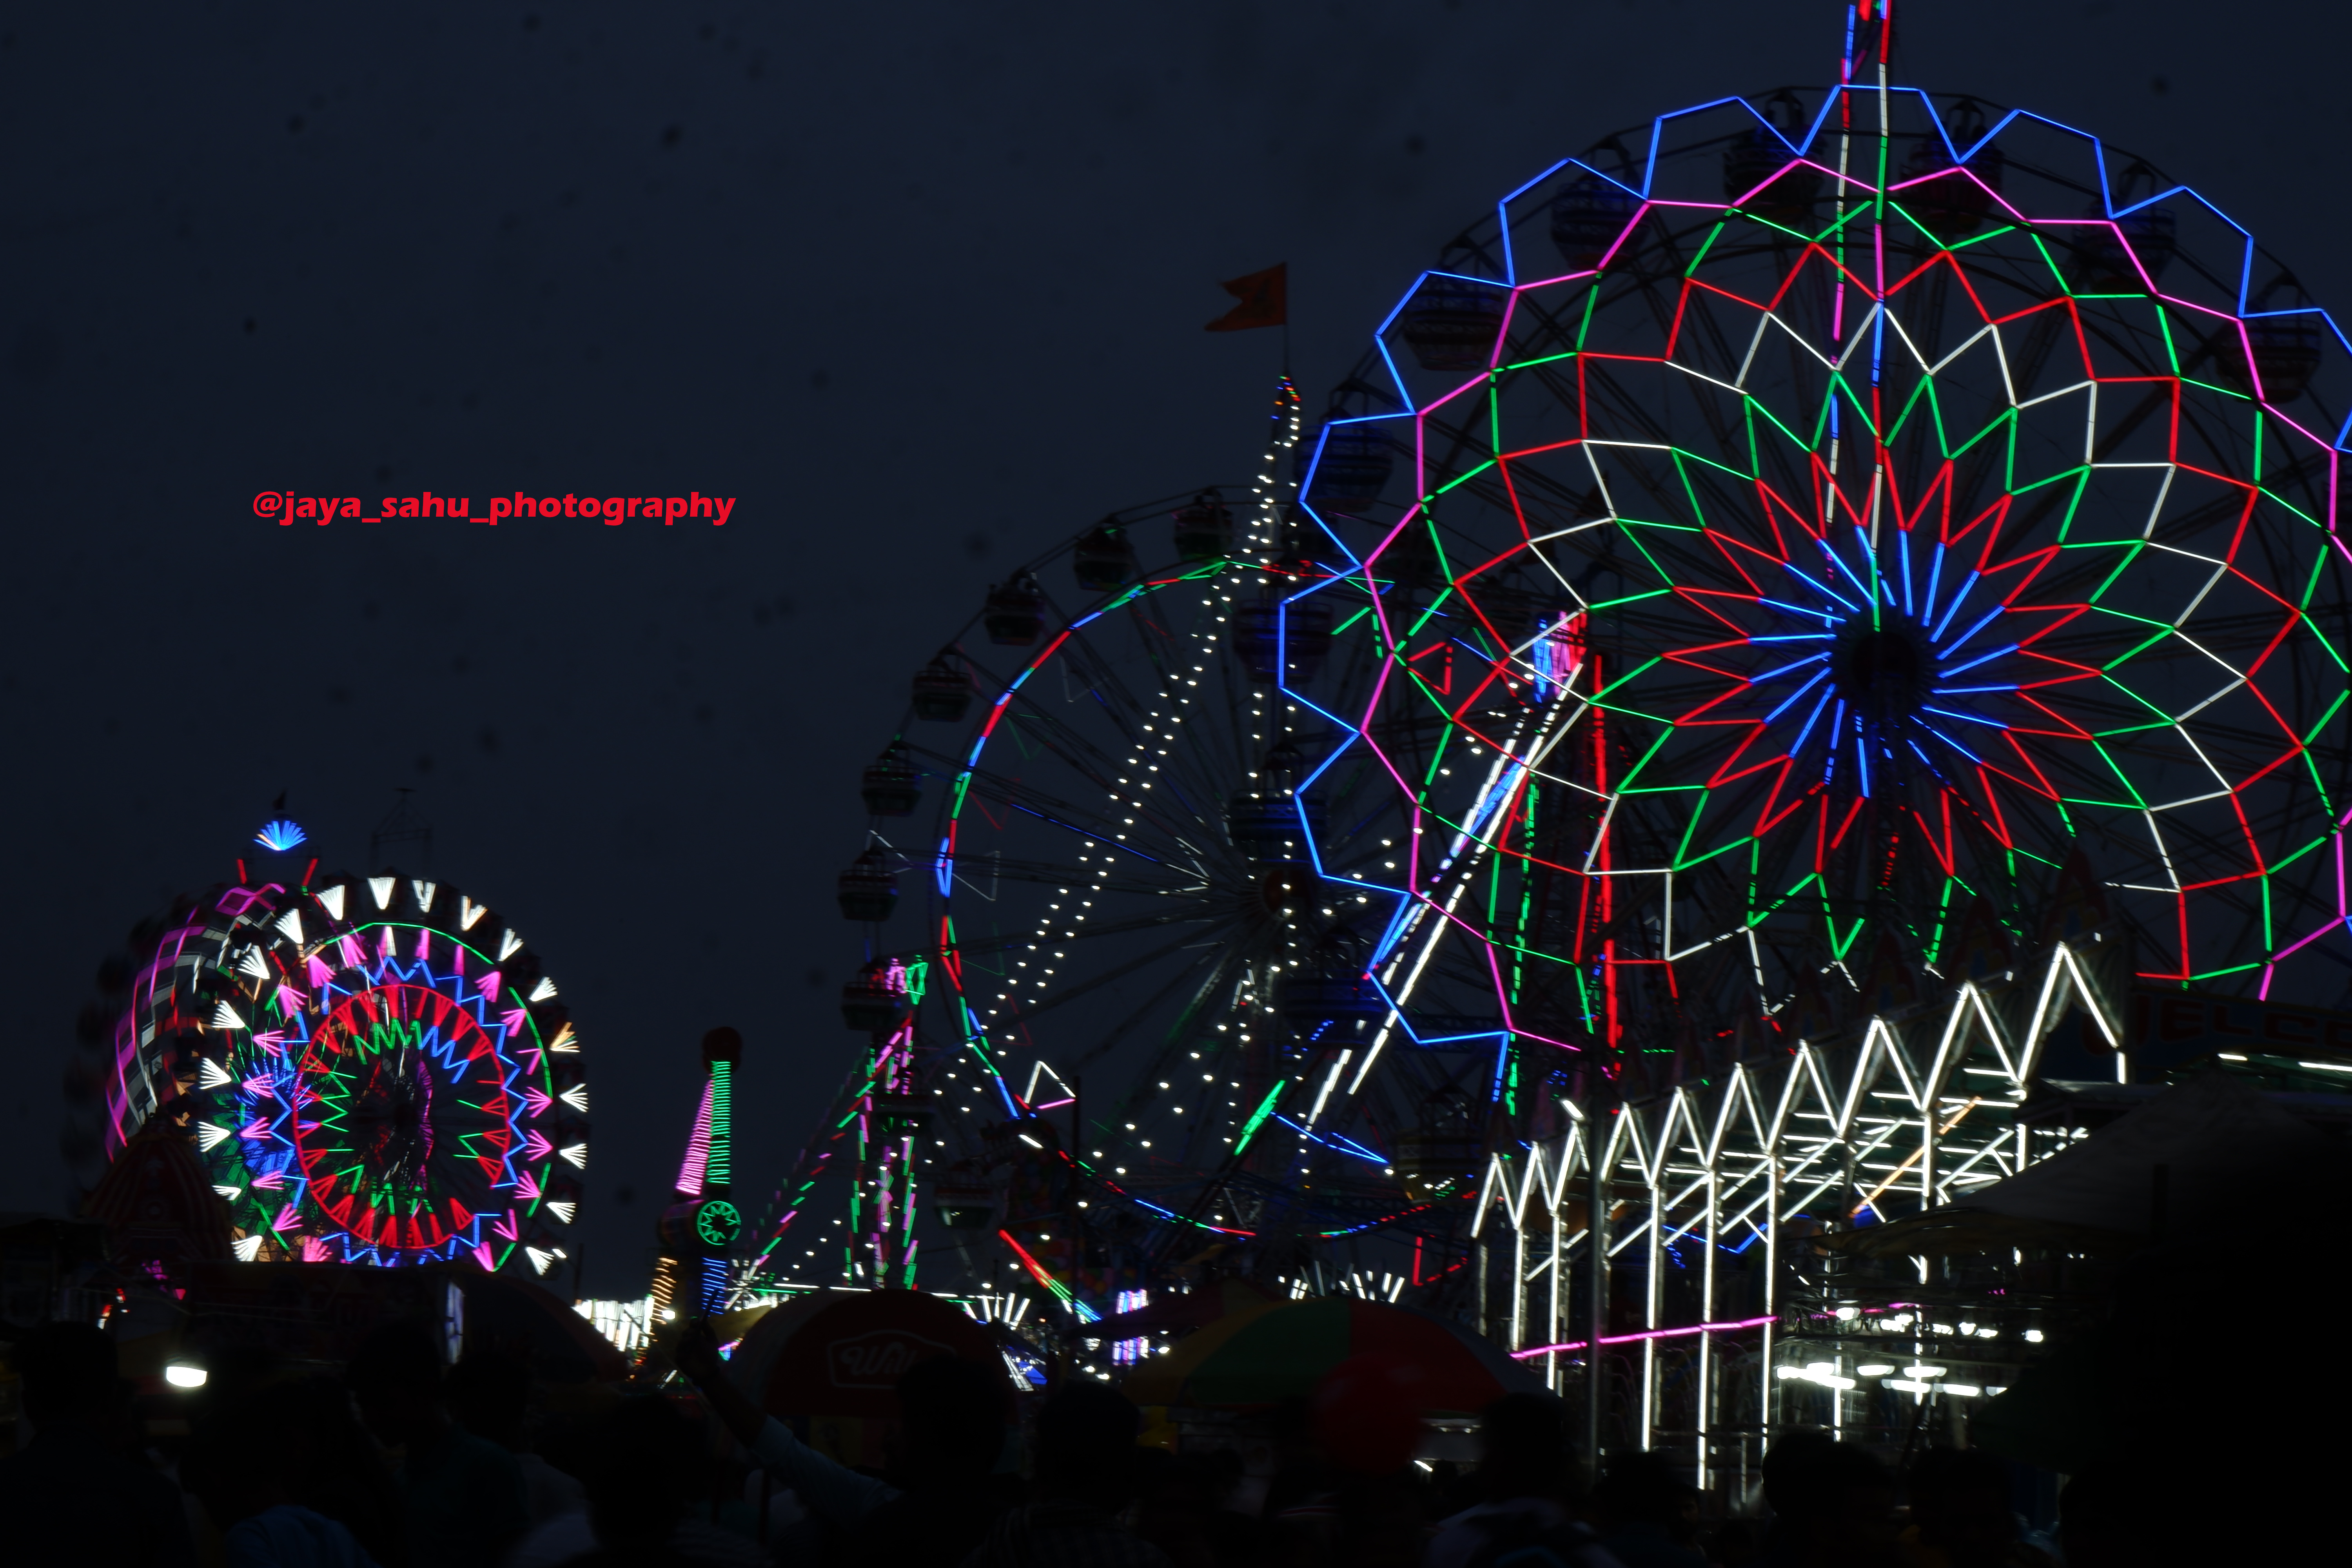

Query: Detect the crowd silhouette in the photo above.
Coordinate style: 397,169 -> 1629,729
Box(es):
0,1312 -> 2290,1567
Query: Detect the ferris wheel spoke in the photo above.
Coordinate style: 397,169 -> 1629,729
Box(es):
987,914 -> 1253,1028
948,757 -> 1128,827
982,710 -> 1146,806
1159,696 -> 1256,802
1002,723 -> 1238,860
1077,940 -> 1251,1086
1037,615 -> 1240,753
951,903 -> 1237,964
951,765 -> 1172,854
1025,623 -> 1203,743
939,854 -> 1207,902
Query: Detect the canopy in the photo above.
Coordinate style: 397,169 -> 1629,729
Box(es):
1842,1069 -> 2328,1258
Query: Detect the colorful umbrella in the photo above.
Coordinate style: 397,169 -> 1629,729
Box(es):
1122,1297 -> 1542,1413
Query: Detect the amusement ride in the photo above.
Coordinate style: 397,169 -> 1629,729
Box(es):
64,804 -> 588,1281
734,381 -> 1486,1324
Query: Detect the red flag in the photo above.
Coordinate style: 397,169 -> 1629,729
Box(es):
1205,263 -> 1287,332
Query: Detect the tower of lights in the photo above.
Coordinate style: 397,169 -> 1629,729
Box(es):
655,1027 -> 743,1316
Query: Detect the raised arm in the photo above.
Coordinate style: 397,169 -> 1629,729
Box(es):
674,1317 -> 901,1526
675,1318 -> 767,1447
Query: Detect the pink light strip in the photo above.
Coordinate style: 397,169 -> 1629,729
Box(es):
1510,1313 -> 1777,1359
675,1080 -> 715,1197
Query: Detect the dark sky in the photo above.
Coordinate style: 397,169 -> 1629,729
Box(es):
6,1 -> 2346,1297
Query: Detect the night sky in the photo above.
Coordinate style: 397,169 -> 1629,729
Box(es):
5,1 -> 2346,1298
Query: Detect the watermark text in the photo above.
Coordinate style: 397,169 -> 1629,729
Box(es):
254,491 -> 737,525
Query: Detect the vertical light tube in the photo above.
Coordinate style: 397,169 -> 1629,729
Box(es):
1699,1169 -> 1719,1494
897,1125 -> 918,1285
695,1028 -> 743,1314
1920,1088 -> 1935,1215
1641,1179 -> 1661,1452
1585,1111 -> 1608,1476
1548,1209 -> 1564,1394
1512,1222 -> 1528,1353
1763,1157 -> 1782,1443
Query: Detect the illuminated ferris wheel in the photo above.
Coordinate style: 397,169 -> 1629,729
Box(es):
65,819 -> 588,1276
1291,41 -> 2352,1102
740,384 -> 1501,1312
916,387 -> 1448,1259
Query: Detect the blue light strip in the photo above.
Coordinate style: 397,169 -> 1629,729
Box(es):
1271,1115 -> 1389,1164
1766,667 -> 1831,723
1923,705 -> 2006,729
1783,557 -> 1859,613
1930,570 -> 1980,641
1817,534 -> 1875,604
1854,525 -> 1892,606
1940,642 -> 2017,679
1789,686 -> 1836,753
1940,604 -> 2005,660
1922,724 -> 1986,764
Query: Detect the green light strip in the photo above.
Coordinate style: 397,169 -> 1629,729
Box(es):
1230,1080 -> 1288,1157
706,1059 -> 732,1190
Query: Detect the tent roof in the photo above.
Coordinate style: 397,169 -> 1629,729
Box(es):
1842,1070 -> 2329,1257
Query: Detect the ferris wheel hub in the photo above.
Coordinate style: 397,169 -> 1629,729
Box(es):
1835,618 -> 1930,729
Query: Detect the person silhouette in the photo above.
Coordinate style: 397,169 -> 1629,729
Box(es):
0,1321 -> 196,1568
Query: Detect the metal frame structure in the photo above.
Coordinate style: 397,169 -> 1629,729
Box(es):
1472,925 -> 2134,1490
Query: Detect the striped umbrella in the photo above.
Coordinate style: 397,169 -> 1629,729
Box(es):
1122,1297 -> 1542,1412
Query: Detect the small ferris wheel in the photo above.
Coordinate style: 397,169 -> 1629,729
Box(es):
63,809 -> 588,1278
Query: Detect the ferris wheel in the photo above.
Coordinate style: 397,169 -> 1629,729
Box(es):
739,382 -> 1512,1312
1292,12 -> 2352,1103
64,822 -> 588,1276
